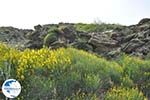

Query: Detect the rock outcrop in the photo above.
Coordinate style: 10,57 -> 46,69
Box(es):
0,27 -> 32,49
1,18 -> 150,58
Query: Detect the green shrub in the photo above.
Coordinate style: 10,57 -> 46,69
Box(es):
24,76 -> 55,100
117,54 -> 143,80
66,92 -> 98,100
138,60 -> 150,97
43,32 -> 57,47
121,75 -> 134,88
74,23 -> 123,32
104,87 -> 148,100
117,54 -> 150,97
66,48 -> 123,90
84,74 -> 100,92
74,23 -> 97,32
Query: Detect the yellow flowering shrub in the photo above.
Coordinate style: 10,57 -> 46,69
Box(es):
0,43 -> 20,79
17,48 -> 71,80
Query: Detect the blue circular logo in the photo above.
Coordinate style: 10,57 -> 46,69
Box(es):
2,79 -> 21,98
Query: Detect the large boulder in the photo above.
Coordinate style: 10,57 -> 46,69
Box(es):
49,41 -> 67,49
121,38 -> 145,53
138,18 -> 150,25
25,24 -> 51,49
58,26 -> 76,43
71,41 -> 93,51
88,32 -> 119,54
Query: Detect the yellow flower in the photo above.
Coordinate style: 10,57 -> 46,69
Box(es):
20,75 -> 25,80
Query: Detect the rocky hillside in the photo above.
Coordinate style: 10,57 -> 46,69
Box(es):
1,18 -> 150,58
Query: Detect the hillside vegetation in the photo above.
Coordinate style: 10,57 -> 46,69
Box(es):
0,43 -> 149,100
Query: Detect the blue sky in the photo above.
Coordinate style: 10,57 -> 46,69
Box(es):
0,0 -> 149,29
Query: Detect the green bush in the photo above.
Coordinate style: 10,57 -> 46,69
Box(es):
66,48 -> 123,90
104,87 -> 148,100
74,23 -> 122,32
43,32 -> 57,47
24,76 -> 55,100
66,92 -> 98,100
74,23 -> 97,32
138,60 -> 150,97
121,75 -> 134,88
38,48 -> 122,99
117,54 -> 150,97
117,54 -> 143,80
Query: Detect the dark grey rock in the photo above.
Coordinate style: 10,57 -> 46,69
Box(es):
1,18 -> 150,58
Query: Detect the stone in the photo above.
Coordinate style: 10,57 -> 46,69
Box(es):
50,41 -> 67,49
88,32 -> 119,48
72,42 -> 93,51
122,39 -> 145,53
138,18 -> 150,25
58,26 -> 76,43
1,18 -> 150,58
